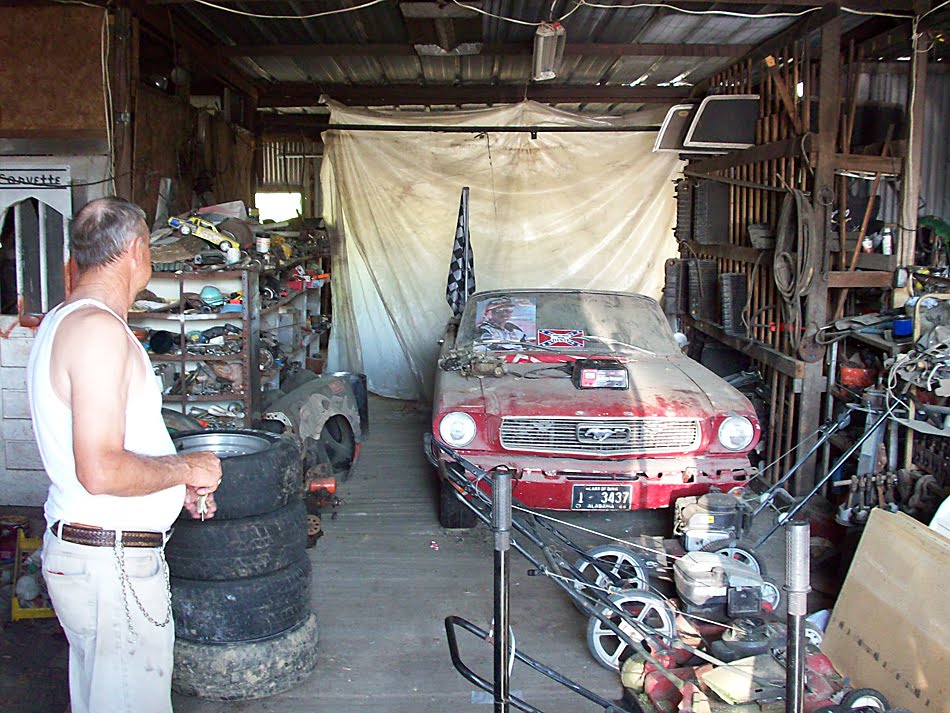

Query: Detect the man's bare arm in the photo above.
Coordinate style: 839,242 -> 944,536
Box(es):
53,309 -> 221,497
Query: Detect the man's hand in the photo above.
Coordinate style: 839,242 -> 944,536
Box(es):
183,451 -> 222,493
183,486 -> 218,520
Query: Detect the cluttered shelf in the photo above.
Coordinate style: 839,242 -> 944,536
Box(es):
129,310 -> 243,322
163,393 -> 245,404
287,331 -> 319,359
261,290 -> 307,317
683,315 -> 806,380
149,353 -> 244,363
261,252 -> 328,276
844,329 -> 913,357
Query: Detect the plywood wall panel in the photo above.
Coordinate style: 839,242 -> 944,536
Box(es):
132,86 -> 193,223
0,6 -> 107,133
133,87 -> 254,224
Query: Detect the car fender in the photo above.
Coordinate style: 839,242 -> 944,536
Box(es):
263,374 -> 363,444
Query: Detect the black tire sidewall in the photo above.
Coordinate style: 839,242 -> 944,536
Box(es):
439,477 -> 477,529
173,612 -> 319,701
173,429 -> 302,520
172,554 -> 312,643
167,499 -> 308,580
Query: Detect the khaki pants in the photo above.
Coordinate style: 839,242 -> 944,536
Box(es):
42,530 -> 175,713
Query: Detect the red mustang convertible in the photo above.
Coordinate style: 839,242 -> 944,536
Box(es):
430,289 -> 760,528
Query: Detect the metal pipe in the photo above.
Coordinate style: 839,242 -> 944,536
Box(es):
326,124 -> 661,133
492,469 -> 513,713
785,520 -> 811,713
820,341 -> 839,480
751,409 -> 850,518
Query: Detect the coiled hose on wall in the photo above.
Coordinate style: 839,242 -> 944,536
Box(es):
773,189 -> 820,352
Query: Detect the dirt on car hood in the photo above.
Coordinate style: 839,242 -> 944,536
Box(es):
472,355 -> 753,420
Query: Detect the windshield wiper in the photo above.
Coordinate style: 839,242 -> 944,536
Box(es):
476,339 -> 573,354
584,335 -> 655,357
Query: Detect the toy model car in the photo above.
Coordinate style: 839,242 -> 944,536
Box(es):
429,289 -> 760,528
168,215 -> 237,251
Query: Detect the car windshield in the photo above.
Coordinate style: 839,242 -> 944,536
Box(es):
457,291 -> 679,356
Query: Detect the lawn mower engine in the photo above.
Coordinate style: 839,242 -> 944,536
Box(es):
673,551 -> 770,618
673,490 -> 745,551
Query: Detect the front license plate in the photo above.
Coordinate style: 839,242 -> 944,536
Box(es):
570,484 -> 632,511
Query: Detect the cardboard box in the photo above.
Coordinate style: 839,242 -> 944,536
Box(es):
824,510 -> 949,713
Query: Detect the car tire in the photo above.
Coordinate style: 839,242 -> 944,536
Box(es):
173,612 -> 319,701
172,430 -> 302,520
699,538 -> 767,575
171,555 -> 311,643
439,477 -> 478,529
314,416 -> 356,482
166,499 -> 307,581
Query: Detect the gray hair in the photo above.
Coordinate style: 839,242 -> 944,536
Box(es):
70,197 -> 147,272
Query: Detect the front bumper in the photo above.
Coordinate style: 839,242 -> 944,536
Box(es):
430,441 -> 753,511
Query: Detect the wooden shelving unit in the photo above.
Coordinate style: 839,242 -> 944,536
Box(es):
129,269 -> 261,427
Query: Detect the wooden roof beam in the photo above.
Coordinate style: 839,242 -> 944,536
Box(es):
136,4 -> 259,99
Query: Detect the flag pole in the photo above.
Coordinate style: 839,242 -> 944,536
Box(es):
462,186 -> 470,300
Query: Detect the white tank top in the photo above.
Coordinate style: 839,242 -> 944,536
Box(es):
27,298 -> 185,531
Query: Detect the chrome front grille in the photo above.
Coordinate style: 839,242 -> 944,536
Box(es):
499,418 -> 702,455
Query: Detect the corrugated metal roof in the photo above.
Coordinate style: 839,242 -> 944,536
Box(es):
174,1 -> 901,114
179,1 -> 806,87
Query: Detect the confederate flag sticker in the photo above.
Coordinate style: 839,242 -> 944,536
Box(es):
537,329 -> 586,348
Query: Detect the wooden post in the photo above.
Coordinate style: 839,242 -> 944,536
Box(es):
248,93 -> 262,209
898,17 -> 928,271
111,5 -> 134,200
795,13 -> 841,492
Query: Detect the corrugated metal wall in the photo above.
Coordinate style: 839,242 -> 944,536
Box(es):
859,66 -> 950,223
260,139 -> 317,191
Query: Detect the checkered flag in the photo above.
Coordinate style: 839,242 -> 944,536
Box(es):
445,186 -> 475,317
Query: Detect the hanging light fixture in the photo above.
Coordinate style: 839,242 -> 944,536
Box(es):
532,22 -> 566,81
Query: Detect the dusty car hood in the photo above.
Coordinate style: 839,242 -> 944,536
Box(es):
471,355 -> 751,419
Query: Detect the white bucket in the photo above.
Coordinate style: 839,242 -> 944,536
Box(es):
256,236 -> 271,254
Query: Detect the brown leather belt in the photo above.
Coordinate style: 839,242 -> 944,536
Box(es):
53,522 -> 169,548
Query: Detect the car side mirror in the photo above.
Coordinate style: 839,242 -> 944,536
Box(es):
673,332 -> 688,351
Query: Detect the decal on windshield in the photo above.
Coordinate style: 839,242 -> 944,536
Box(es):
537,329 -> 586,348
475,297 -> 537,345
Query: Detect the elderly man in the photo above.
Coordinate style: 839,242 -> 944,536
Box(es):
27,197 -> 222,713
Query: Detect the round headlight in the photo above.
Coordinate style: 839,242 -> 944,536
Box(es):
718,415 -> 755,451
439,412 -> 477,448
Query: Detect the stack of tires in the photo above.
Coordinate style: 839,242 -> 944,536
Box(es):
165,430 -> 319,701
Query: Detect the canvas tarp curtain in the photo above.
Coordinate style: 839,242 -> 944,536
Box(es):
322,100 -> 684,401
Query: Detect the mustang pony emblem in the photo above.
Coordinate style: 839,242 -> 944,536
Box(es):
576,424 -> 631,443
